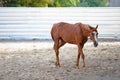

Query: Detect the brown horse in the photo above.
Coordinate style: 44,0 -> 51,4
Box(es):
51,22 -> 98,68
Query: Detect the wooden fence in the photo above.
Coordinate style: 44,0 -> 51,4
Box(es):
0,7 -> 120,40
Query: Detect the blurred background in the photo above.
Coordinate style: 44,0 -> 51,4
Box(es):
0,0 -> 120,7
0,0 -> 120,41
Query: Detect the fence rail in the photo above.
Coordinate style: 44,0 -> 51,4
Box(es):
0,7 -> 120,40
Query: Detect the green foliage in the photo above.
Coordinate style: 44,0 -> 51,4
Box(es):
17,0 -> 53,7
1,0 -> 108,7
3,0 -> 19,7
52,0 -> 80,7
2,0 -> 53,7
77,0 -> 108,7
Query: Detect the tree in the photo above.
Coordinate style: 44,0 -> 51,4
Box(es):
1,0 -> 53,7
1,0 -> 108,7
0,0 -> 3,7
17,0 -> 53,7
17,0 -> 80,7
52,0 -> 80,7
77,0 -> 108,7
3,0 -> 19,7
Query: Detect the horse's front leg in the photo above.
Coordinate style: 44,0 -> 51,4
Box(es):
76,45 -> 85,68
81,52 -> 85,68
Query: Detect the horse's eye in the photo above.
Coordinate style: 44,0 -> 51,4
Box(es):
92,33 -> 94,35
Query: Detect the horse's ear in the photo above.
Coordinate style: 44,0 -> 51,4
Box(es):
89,26 -> 93,30
96,25 -> 98,29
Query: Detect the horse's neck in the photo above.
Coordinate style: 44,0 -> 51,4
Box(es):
81,25 -> 91,38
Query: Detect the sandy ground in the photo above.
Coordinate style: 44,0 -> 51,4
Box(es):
0,41 -> 120,80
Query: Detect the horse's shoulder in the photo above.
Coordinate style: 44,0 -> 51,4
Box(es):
74,22 -> 82,30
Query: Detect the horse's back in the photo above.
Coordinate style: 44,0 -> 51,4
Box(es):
51,22 -> 75,37
51,22 -> 82,44
51,22 -> 77,32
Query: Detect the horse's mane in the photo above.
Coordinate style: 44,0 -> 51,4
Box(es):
78,23 -> 90,31
77,23 -> 93,36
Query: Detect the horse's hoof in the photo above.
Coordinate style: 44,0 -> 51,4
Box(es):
77,66 -> 80,69
83,66 -> 86,69
56,65 -> 60,67
75,65 -> 80,69
55,63 -> 60,67
82,65 -> 86,68
82,66 -> 86,70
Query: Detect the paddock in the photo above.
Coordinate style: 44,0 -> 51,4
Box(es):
0,7 -> 120,80
0,41 -> 120,80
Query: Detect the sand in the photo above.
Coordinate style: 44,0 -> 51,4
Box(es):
0,41 -> 120,80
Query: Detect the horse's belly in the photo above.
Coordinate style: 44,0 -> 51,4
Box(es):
62,35 -> 78,44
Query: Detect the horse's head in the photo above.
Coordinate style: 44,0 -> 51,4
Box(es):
89,25 -> 98,47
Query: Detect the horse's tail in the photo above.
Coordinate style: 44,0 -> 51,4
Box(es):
51,32 -> 54,41
51,25 -> 56,50
50,25 -> 55,41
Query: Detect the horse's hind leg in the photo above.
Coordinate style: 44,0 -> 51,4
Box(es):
54,39 -> 60,67
59,39 -> 66,48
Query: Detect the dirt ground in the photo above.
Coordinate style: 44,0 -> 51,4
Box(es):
0,40 -> 120,80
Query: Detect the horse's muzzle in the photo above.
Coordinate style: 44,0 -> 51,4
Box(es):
94,41 -> 98,47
